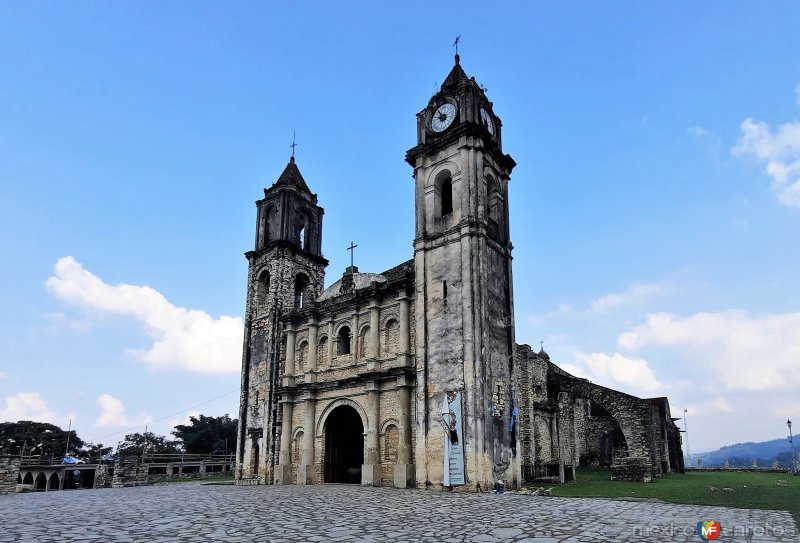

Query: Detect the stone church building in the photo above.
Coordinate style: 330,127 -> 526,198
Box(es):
235,56 -> 684,490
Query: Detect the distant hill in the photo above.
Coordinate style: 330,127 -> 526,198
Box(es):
692,435 -> 798,468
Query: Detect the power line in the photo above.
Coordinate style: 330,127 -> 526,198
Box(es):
87,388 -> 239,443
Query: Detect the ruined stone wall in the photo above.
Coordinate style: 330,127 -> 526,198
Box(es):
514,344 -> 684,482
0,456 -> 20,494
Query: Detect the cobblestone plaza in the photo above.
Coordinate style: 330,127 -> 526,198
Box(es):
0,484 -> 797,542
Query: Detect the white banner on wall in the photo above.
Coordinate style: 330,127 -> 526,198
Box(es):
441,391 -> 465,486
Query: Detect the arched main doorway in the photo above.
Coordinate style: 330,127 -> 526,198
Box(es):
323,405 -> 364,484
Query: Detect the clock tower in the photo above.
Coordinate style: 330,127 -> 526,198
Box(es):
406,55 -> 517,489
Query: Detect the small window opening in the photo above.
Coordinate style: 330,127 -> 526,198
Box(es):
298,226 -> 305,250
441,177 -> 453,216
337,326 -> 351,355
294,274 -> 309,309
443,280 -> 448,301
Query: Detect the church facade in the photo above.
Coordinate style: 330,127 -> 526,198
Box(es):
235,56 -> 684,490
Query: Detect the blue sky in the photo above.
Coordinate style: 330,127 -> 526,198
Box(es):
1,2 -> 799,453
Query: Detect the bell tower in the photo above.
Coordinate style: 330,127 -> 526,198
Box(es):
236,156 -> 328,482
406,55 -> 517,489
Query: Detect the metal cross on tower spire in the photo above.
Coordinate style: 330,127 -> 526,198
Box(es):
290,130 -> 298,158
452,35 -> 461,56
347,241 -> 358,268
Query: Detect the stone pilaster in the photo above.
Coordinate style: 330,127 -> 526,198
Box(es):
362,380 -> 382,486
275,397 -> 294,485
394,375 -> 415,488
326,319 -> 334,366
307,317 -> 318,383
283,325 -> 296,386
366,303 -> 381,371
369,304 -> 380,358
397,295 -> 412,367
299,395 -> 316,485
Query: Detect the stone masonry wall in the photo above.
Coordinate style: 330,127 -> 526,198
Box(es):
0,456 -> 20,494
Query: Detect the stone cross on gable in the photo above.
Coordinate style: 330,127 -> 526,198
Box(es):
347,241 -> 358,268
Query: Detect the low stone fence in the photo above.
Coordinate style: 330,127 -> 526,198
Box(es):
686,467 -> 795,474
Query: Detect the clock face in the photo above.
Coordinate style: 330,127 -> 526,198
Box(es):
480,108 -> 495,137
431,103 -> 457,132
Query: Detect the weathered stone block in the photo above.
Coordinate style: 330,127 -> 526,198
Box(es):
298,464 -> 315,485
393,463 -> 415,488
361,464 -> 381,486
274,464 -> 293,485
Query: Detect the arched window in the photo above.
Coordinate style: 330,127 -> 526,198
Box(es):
318,336 -> 328,367
383,319 -> 399,356
292,431 -> 303,465
434,170 -> 455,218
337,326 -> 351,355
384,425 -> 399,462
296,341 -> 309,373
251,442 -> 260,475
441,177 -> 453,215
294,274 -> 310,309
256,270 -> 270,312
297,213 -> 311,251
357,326 -> 370,359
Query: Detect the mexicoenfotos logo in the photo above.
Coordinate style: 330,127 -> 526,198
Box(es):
697,520 -> 721,541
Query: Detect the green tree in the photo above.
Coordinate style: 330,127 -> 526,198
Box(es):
0,421 -> 85,457
81,442 -> 113,458
116,431 -> 182,456
172,414 -> 237,454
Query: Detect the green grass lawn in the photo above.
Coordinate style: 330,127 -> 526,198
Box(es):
546,468 -> 799,527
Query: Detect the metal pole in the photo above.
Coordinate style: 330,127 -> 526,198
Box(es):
684,409 -> 691,467
788,420 -> 796,475
64,419 -> 72,460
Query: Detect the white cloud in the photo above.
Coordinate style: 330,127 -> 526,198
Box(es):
589,283 -> 671,314
573,351 -> 662,393
168,410 -> 201,430
45,256 -> 243,374
685,397 -> 736,417
0,392 -> 73,425
95,394 -> 153,428
732,90 -> 800,209
773,400 -> 800,420
559,363 -> 589,380
528,304 -> 573,324
619,309 -> 800,391
688,125 -> 708,137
